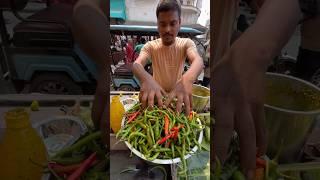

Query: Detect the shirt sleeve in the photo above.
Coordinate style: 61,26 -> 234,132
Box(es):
185,38 -> 198,55
140,42 -> 152,60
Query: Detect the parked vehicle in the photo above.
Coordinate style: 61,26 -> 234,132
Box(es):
0,0 -> 97,94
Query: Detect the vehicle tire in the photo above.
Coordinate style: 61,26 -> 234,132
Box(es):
118,84 -> 135,91
30,73 -> 83,95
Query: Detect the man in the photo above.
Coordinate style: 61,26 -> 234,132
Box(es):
213,0 -> 317,179
132,0 -> 204,115
71,0 -> 108,145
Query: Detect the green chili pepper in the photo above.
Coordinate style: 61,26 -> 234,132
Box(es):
193,137 -> 201,151
53,131 -> 101,158
142,146 -> 150,157
148,121 -> 155,145
155,119 -> 160,140
232,170 -> 246,180
178,133 -> 182,145
146,115 -> 158,119
128,103 -> 141,112
128,132 -> 146,140
148,152 -> 160,161
171,144 -> 175,158
146,129 -> 153,147
50,155 -> 86,165
134,138 -> 138,149
186,137 -> 191,151
137,121 -> 147,130
154,148 -> 171,152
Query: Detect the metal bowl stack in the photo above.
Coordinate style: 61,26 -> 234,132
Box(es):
265,73 -> 320,163
192,84 -> 210,113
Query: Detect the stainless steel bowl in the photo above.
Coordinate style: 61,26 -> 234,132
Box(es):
265,73 -> 320,163
192,84 -> 210,112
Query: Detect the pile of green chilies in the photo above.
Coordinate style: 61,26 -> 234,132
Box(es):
116,103 -> 203,175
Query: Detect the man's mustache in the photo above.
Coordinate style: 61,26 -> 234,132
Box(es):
164,33 -> 173,36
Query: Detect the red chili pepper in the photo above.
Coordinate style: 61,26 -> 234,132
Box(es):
170,124 -> 184,132
125,112 -> 136,116
48,160 -> 99,176
256,157 -> 266,168
173,129 -> 180,140
127,111 -> 140,123
67,152 -> 97,180
188,111 -> 193,120
164,115 -> 169,135
165,141 -> 171,148
158,134 -> 173,145
171,127 -> 178,132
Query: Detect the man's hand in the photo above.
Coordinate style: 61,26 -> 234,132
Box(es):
163,39 -> 203,115
139,76 -> 166,108
165,76 -> 193,115
212,49 -> 267,179
132,49 -> 166,109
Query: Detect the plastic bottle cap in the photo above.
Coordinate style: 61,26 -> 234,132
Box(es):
5,108 -> 31,129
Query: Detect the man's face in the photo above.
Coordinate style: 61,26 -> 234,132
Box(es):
157,10 -> 181,46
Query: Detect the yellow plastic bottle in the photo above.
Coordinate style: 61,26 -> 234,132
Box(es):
0,108 -> 48,179
110,95 -> 125,133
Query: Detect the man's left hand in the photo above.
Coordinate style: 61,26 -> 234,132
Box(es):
165,76 -> 193,115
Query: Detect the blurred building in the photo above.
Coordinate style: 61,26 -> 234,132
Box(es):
110,0 -> 204,27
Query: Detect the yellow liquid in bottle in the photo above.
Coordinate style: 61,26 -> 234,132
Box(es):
0,108 -> 48,179
110,96 -> 125,133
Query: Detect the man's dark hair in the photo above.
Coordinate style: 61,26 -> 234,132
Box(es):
156,0 -> 181,18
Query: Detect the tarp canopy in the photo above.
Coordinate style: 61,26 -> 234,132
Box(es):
110,0 -> 126,20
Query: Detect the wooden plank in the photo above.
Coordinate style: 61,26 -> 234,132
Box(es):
110,133 -> 128,150
0,94 -> 93,101
110,91 -> 139,95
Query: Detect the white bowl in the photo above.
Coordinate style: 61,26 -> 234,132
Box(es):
120,116 -> 203,164
32,116 -> 88,157
120,98 -> 138,112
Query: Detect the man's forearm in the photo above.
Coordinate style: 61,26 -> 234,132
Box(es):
231,0 -> 301,69
132,62 -> 153,82
183,57 -> 204,82
72,0 -> 108,134
72,0 -> 108,70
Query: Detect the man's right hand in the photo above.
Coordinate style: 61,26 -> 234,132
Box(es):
132,48 -> 166,109
212,48 -> 267,179
139,77 -> 166,108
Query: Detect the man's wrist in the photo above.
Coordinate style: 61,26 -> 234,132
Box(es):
133,62 -> 151,82
182,74 -> 196,84
230,40 -> 271,72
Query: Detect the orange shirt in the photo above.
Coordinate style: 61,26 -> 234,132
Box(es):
140,37 -> 197,93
